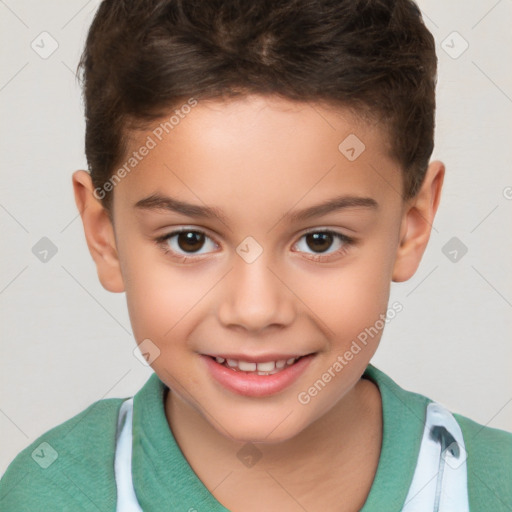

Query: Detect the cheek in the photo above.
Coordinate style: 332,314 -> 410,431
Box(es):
121,246 -> 180,339
297,254 -> 393,341
122,250 -> 218,343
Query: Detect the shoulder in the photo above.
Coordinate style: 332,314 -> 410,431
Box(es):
0,396 -> 125,512
364,364 -> 512,509
453,411 -> 512,510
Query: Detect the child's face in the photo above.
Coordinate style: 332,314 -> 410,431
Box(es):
75,94 -> 443,442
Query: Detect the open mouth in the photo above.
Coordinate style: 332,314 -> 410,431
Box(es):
208,355 -> 309,376
203,353 -> 316,397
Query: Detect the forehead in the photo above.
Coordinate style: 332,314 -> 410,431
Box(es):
113,94 -> 401,219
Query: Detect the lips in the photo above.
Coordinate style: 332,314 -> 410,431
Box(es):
202,353 -> 315,397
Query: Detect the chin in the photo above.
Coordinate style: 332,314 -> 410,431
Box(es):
214,411 -> 309,445
226,428 -> 298,445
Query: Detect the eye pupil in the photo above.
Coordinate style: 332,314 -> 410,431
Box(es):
178,231 -> 205,252
307,232 -> 333,252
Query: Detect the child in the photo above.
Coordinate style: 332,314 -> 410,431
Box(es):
1,0 -> 511,510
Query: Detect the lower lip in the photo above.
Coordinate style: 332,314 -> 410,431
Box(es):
202,354 -> 315,397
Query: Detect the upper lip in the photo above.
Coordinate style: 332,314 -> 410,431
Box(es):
203,353 -> 314,363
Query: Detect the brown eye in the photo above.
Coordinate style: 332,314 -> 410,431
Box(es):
176,231 -> 205,252
293,230 -> 354,260
157,229 -> 218,258
305,232 -> 334,253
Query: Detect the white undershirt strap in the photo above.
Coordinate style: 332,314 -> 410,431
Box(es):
401,401 -> 470,512
114,398 -> 143,512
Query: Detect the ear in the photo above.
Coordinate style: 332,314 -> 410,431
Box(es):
72,170 -> 125,293
392,160 -> 445,282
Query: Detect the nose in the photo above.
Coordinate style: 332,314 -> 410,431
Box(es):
217,251 -> 296,333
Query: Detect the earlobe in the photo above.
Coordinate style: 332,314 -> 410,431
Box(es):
392,160 -> 445,282
72,170 -> 125,293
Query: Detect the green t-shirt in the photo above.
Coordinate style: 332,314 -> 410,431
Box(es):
1,363 -> 511,511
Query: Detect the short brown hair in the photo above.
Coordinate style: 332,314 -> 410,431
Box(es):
78,0 -> 437,212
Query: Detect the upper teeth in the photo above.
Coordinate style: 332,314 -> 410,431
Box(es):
214,356 -> 299,373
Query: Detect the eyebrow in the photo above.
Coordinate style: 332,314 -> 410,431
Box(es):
134,193 -> 378,223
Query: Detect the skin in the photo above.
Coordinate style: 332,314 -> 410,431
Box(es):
72,94 -> 444,511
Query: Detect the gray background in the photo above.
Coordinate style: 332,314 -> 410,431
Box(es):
1,0 -> 511,475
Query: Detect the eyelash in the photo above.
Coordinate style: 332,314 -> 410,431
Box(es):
154,228 -> 355,263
